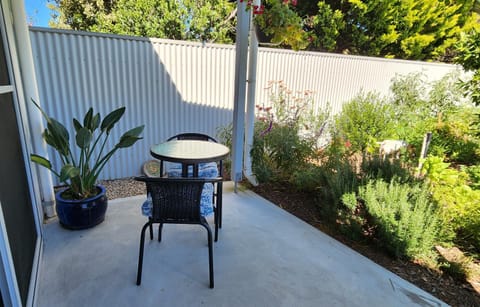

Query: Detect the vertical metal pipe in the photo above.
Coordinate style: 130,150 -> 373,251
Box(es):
244,14 -> 259,186
231,0 -> 250,191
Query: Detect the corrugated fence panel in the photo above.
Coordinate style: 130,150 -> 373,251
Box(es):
29,27 -> 458,181
256,48 -> 458,115
29,28 -> 236,181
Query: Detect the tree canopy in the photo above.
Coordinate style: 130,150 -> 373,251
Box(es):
49,0 -> 237,44
49,0 -> 480,61
299,0 -> 480,61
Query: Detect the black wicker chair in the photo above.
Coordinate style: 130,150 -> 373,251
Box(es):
135,176 -> 222,288
160,133 -> 225,240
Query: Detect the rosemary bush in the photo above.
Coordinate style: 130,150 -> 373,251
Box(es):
359,179 -> 440,259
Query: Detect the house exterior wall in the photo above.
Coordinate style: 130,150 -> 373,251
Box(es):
29,27 -> 458,181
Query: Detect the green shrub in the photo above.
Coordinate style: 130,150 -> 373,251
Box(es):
338,191 -> 367,241
251,121 -> 315,183
361,155 -> 412,183
454,29 -> 480,106
334,92 -> 395,153
421,156 -> 480,250
316,157 -> 359,221
290,165 -> 325,193
428,110 -> 480,164
359,179 -> 440,259
390,72 -> 480,164
463,164 -> 480,189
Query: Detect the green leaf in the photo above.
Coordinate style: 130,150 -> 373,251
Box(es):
101,107 -> 125,134
45,119 -> 70,156
116,125 -> 144,148
83,107 -> 93,129
30,154 -> 52,170
76,127 -> 93,149
73,118 -> 83,132
59,164 -> 80,182
91,113 -> 101,130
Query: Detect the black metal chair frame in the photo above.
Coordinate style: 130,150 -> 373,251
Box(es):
135,176 -> 222,288
159,133 -> 225,239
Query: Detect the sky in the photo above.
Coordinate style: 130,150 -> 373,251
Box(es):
24,0 -> 52,27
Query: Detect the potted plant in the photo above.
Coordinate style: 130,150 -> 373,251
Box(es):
30,100 -> 144,229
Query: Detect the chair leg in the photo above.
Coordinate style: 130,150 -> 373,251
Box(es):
158,223 -> 163,242
200,221 -> 214,288
137,222 -> 151,285
218,182 -> 223,228
148,218 -> 153,240
214,206 -> 219,242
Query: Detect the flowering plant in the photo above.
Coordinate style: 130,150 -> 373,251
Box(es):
256,80 -> 326,136
251,81 -> 329,182
251,0 -> 308,50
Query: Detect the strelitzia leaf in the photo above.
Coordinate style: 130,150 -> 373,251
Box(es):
76,127 -> 93,149
59,165 -> 80,182
91,113 -> 101,130
73,119 -> 83,132
101,107 -> 125,134
116,125 -> 145,148
47,118 -> 69,145
83,108 -> 93,129
45,119 -> 70,157
30,154 -> 52,170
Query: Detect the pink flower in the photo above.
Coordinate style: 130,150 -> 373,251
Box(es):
291,0 -> 297,6
345,140 -> 352,148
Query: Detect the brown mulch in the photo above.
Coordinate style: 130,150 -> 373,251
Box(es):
101,178 -> 480,306
251,182 -> 480,307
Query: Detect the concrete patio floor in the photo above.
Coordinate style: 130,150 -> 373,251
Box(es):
36,182 -> 446,307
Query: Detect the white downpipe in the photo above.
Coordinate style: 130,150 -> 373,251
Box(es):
231,0 -> 250,192
244,13 -> 259,186
10,0 -> 55,216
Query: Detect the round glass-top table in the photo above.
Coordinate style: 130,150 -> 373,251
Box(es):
150,140 -> 230,177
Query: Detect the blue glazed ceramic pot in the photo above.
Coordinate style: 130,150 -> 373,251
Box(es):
55,185 -> 108,230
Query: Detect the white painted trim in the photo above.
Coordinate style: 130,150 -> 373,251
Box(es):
0,202 -> 22,307
1,1 -> 44,306
0,85 -> 13,94
26,238 -> 42,307
9,0 -> 55,212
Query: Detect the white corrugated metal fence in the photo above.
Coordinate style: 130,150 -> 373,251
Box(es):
28,27 -> 458,181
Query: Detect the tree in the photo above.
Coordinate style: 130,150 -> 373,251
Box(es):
254,0 -> 308,50
49,0 -> 236,44
49,0 -> 480,61
300,0 -> 479,61
48,0 -> 116,30
454,29 -> 480,110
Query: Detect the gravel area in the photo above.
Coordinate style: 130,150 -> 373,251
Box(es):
99,177 -> 146,200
